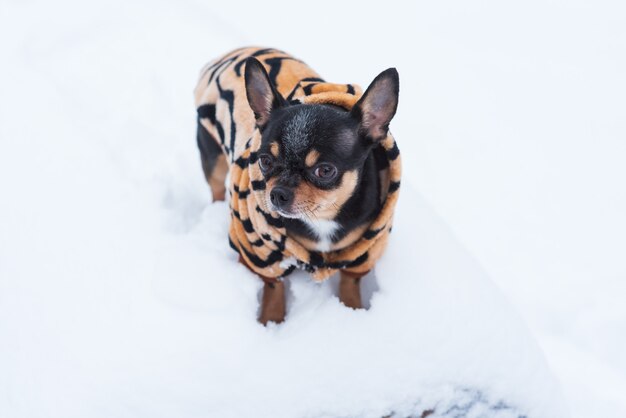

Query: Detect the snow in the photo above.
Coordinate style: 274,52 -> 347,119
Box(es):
1,0 -> 624,417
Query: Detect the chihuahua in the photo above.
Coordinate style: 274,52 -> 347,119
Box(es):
194,47 -> 399,324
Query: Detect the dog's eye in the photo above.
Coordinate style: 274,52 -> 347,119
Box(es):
313,163 -> 337,180
258,154 -> 274,172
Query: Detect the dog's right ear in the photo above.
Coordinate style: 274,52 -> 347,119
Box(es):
350,68 -> 399,142
244,57 -> 286,128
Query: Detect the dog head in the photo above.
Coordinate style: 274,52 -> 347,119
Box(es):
244,57 -> 399,221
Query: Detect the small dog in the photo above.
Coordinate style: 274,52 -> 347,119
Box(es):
194,47 -> 400,324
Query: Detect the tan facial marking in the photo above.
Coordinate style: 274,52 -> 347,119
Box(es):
265,170 -> 359,224
291,170 -> 359,219
270,142 -> 279,157
305,149 -> 320,167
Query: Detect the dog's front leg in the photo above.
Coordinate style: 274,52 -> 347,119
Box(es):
339,271 -> 363,309
259,280 -> 286,325
238,256 -> 286,325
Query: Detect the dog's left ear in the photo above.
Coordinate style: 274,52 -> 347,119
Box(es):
351,68 -> 399,142
244,57 -> 286,128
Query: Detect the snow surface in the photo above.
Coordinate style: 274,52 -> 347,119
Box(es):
1,0 -> 624,417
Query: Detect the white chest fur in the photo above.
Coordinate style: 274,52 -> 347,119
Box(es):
301,219 -> 339,252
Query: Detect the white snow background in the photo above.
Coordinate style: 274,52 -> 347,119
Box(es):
1,0 -> 625,417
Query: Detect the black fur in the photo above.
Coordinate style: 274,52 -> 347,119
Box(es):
256,103 -> 386,243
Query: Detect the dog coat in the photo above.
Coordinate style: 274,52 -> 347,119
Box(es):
194,47 -> 401,281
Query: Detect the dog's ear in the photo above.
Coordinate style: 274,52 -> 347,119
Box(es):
351,68 -> 399,142
244,57 -> 286,128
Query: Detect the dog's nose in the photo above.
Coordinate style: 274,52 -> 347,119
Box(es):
270,186 -> 293,209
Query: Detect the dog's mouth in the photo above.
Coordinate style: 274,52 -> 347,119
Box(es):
268,198 -> 335,222
267,202 -> 305,220
274,208 -> 301,219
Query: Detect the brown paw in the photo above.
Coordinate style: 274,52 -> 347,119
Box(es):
258,312 -> 285,325
258,281 -> 286,325
211,189 -> 226,202
339,273 -> 363,309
